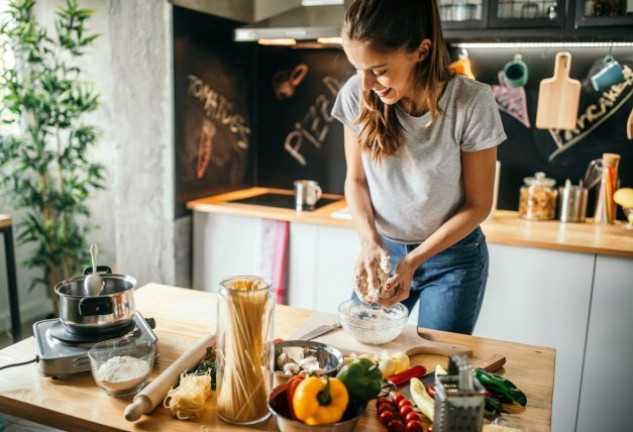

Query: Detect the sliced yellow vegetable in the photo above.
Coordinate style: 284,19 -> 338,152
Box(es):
410,377 -> 434,422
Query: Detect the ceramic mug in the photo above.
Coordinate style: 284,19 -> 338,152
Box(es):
590,55 -> 625,92
294,180 -> 322,211
503,54 -> 529,87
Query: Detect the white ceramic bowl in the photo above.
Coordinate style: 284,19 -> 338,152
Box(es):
338,299 -> 408,345
88,337 -> 155,398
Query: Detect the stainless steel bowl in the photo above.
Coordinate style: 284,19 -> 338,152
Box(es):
274,340 -> 344,386
268,384 -> 365,432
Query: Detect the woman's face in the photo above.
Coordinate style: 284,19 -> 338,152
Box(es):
344,39 -> 425,106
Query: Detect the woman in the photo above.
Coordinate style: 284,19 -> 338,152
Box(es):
331,0 -> 506,334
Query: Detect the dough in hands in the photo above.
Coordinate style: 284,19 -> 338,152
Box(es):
353,251 -> 395,303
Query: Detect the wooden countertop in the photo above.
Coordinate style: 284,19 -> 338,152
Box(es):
187,187 -> 633,258
0,284 -> 555,432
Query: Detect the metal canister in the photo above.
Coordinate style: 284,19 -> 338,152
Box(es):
558,179 -> 588,223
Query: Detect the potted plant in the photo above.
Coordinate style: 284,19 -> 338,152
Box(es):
0,0 -> 105,315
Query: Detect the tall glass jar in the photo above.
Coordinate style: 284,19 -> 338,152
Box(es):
594,153 -> 620,225
216,276 -> 274,424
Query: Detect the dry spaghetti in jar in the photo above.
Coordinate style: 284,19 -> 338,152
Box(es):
519,172 -> 558,220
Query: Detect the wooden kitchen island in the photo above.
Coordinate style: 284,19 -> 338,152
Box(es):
0,284 -> 554,431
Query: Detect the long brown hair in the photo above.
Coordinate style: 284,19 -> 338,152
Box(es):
342,0 -> 452,160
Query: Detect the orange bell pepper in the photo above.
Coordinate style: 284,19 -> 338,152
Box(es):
292,376 -> 349,425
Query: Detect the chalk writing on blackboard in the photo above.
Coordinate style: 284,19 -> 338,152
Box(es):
196,119 -> 216,179
284,76 -> 343,165
491,72 -> 530,128
272,63 -> 308,100
187,74 -> 251,150
547,65 -> 633,161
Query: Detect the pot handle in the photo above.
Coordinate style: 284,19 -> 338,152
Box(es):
83,265 -> 112,275
79,296 -> 114,316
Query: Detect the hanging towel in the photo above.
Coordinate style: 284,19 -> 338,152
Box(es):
259,219 -> 290,305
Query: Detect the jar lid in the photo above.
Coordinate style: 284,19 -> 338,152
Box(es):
523,172 -> 556,187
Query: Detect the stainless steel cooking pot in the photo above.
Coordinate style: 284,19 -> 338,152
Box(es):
54,266 -> 136,335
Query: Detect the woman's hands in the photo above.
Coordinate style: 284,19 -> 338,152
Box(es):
353,239 -> 391,303
377,255 -> 417,308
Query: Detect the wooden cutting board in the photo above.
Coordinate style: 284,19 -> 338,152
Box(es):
289,311 -> 472,358
536,51 -> 580,130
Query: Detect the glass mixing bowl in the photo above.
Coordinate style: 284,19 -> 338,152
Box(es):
338,299 -> 408,345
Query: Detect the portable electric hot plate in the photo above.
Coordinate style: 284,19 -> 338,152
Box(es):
33,311 -> 158,378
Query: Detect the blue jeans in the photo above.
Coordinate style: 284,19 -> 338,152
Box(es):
354,227 -> 489,335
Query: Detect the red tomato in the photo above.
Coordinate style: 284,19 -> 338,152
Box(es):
426,385 -> 436,397
392,393 -> 407,404
378,402 -> 393,413
376,397 -> 391,408
387,419 -> 405,432
404,411 -> 420,423
405,420 -> 424,432
397,398 -> 413,409
399,404 -> 414,418
379,410 -> 395,426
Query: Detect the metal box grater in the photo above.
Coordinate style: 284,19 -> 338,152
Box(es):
434,355 -> 485,432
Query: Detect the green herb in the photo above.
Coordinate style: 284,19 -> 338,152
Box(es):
188,346 -> 216,390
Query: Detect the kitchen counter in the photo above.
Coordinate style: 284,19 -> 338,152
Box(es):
0,284 -> 554,432
187,187 -> 633,258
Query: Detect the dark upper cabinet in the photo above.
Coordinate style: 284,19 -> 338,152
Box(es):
575,0 -> 633,27
439,0 -> 488,29
488,0 -> 565,28
441,0 -> 633,39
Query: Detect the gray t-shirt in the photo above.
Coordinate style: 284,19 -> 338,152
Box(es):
331,74 -> 506,243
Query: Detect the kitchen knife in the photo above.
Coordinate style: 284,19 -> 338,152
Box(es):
296,322 -> 342,340
421,354 -> 506,387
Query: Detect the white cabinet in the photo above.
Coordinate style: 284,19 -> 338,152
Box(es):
474,244 -> 595,432
576,255 -> 633,432
192,212 -> 262,292
287,223 -> 360,313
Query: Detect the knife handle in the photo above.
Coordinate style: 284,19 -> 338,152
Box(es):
476,354 -> 506,372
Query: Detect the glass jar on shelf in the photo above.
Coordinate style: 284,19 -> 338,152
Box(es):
518,172 -> 558,220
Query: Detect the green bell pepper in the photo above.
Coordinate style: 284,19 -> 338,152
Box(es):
475,368 -> 527,406
336,357 -> 383,407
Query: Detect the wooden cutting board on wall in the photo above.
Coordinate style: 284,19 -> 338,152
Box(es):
536,51 -> 581,131
289,311 -> 473,358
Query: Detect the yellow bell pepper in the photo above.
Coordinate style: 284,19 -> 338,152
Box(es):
292,376 -> 349,425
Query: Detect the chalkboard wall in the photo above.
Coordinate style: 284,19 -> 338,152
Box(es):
173,8 -> 255,218
255,47 -> 354,195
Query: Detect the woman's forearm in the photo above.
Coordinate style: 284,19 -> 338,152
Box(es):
344,177 -> 381,247
406,202 -> 490,268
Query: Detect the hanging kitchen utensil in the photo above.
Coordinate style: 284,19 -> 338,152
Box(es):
627,105 -> 633,140
536,52 -> 581,130
84,243 -> 104,296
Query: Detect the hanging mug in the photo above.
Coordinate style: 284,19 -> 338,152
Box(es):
590,55 -> 625,92
503,54 -> 529,87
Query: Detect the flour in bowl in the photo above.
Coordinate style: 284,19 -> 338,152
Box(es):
96,356 -> 150,393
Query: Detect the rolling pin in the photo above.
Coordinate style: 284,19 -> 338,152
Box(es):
124,333 -> 215,421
